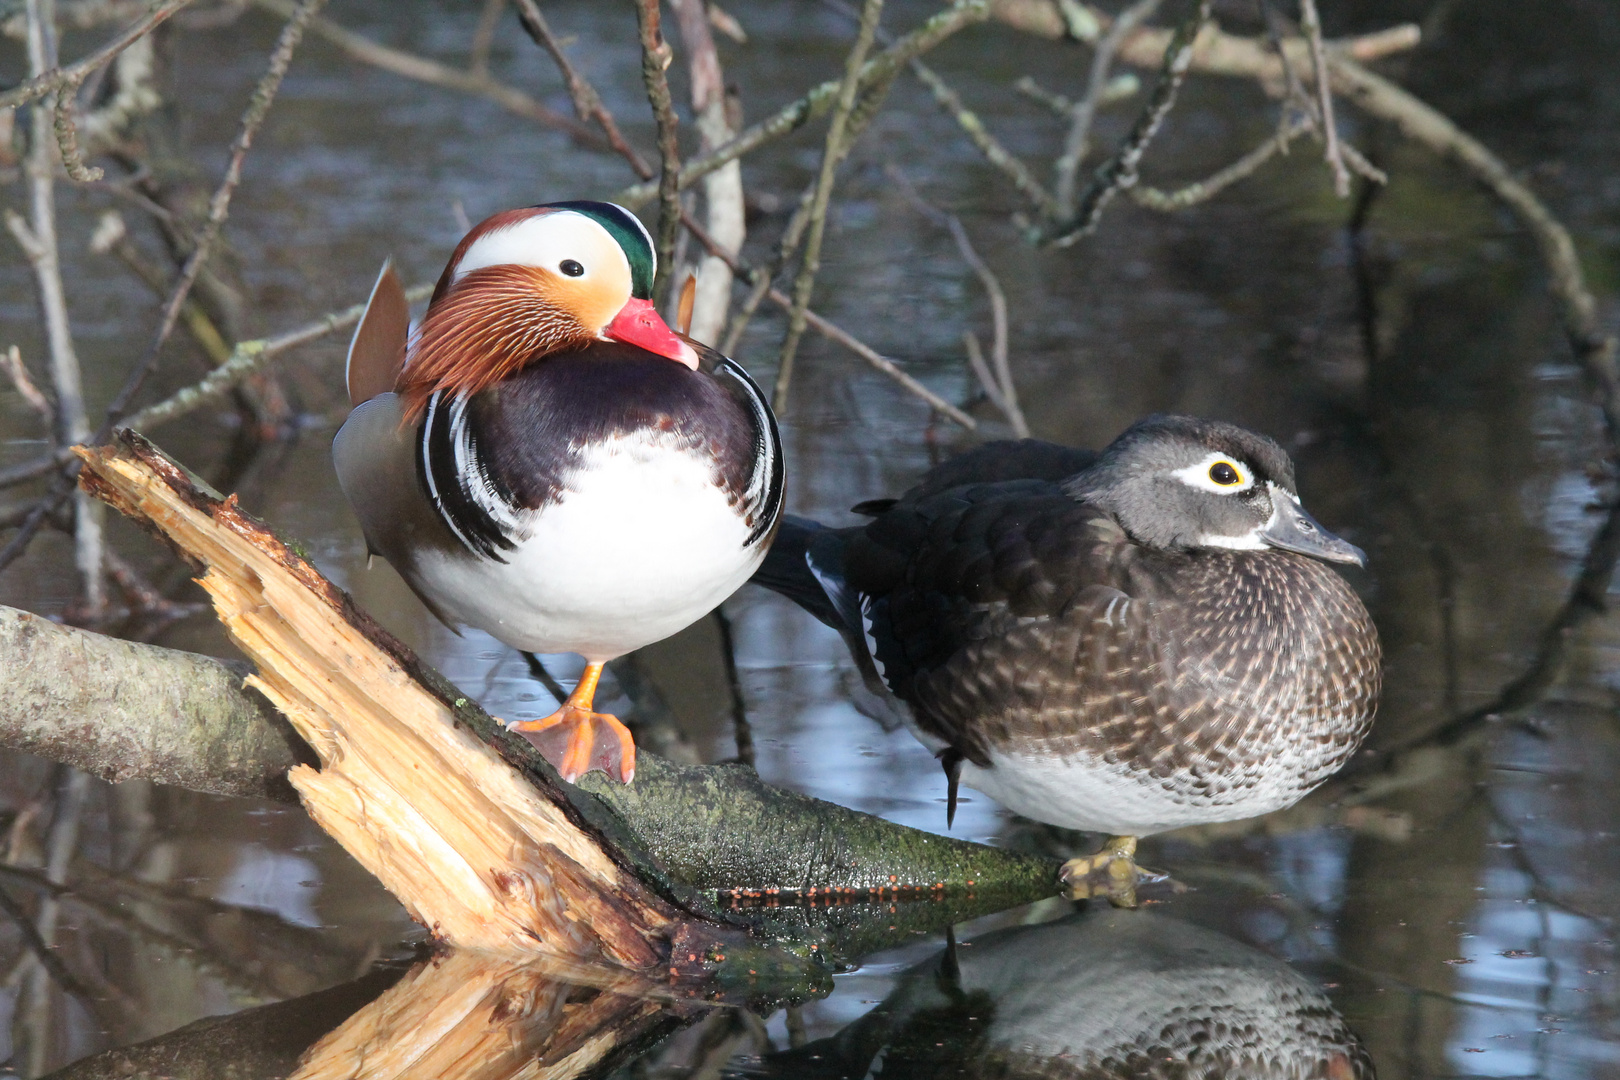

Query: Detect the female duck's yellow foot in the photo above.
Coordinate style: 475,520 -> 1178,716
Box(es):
1060,835 -> 1140,908
506,707 -> 636,784
501,661 -> 636,784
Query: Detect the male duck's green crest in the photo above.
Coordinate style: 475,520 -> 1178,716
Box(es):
343,200 -> 697,423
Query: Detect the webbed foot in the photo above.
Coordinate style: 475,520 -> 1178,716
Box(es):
503,661 -> 636,783
1060,835 -> 1143,908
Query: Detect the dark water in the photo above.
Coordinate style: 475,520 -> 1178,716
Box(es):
1,0 -> 1619,1076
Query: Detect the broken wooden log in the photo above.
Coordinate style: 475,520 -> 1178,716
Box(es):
74,432 -> 682,966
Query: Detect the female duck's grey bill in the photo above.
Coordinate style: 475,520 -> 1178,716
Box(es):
1263,495 -> 1367,566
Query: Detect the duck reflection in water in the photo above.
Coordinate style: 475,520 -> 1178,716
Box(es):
754,417 -> 1380,902
744,909 -> 1374,1080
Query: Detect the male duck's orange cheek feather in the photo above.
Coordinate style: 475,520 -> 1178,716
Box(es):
395,264 -> 592,421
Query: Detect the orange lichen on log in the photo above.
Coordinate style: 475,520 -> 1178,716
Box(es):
75,433 -> 676,965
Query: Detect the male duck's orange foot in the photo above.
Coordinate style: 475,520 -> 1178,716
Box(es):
506,706 -> 636,784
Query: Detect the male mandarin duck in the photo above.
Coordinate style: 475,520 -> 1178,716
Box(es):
753,416 -> 1379,902
334,201 -> 783,785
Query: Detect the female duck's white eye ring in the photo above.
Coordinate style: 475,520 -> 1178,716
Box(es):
1171,452 -> 1255,494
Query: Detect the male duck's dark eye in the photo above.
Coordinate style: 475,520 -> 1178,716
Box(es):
1209,461 -> 1242,486
559,260 -> 585,277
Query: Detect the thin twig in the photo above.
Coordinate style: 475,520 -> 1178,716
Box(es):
1,345 -> 51,420
467,0 -> 504,78
1130,112 -> 1311,210
1037,0 -> 1211,247
1013,72 -> 1138,115
682,210 -> 978,427
18,0 -> 104,609
635,0 -> 683,304
774,0 -> 885,410
51,73 -> 104,182
0,282 -> 434,491
888,164 -> 1027,434
99,0 -> 327,430
822,0 -> 1049,211
963,331 -> 1013,417
1298,0 -> 1350,197
0,0 -> 193,110
712,606 -> 753,768
616,0 -> 989,209
512,0 -> 652,178
248,0 -> 602,147
1053,0 -> 1162,217
127,282 -> 435,431
911,57 -> 1053,215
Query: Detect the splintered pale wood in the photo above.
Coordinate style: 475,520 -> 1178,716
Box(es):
75,434 -> 675,965
291,951 -> 670,1080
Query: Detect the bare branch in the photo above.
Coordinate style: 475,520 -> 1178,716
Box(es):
1036,0 -> 1211,247
248,0 -> 602,147
467,0 -> 504,78
1298,0 -> 1350,197
100,0 -> 326,429
617,0 -> 989,209
889,165 -> 1027,435
0,345 -> 51,420
671,0 -> 745,344
0,0 -> 193,111
635,0 -> 684,303
1053,0 -> 1161,217
1129,112 -> 1310,210
50,74 -> 104,182
512,0 -> 653,178
17,0 -> 104,608
774,0 -> 885,410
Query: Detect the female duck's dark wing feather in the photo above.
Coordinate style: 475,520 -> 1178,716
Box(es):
845,483 -> 1152,764
415,340 -> 783,558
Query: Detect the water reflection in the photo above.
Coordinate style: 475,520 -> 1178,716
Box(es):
749,908 -> 1372,1080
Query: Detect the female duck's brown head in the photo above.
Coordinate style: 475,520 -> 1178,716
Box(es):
395,201 -> 697,420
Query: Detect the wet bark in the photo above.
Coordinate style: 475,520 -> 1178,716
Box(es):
0,602 -> 308,801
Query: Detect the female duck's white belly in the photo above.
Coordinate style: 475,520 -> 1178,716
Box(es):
412,432 -> 760,660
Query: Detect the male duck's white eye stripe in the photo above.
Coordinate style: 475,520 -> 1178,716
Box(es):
1170,451 -> 1255,494
451,210 -> 625,284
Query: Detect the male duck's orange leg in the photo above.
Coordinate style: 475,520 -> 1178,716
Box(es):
505,662 -> 637,784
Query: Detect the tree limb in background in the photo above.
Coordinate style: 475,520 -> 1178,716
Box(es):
670,0 -> 745,345
616,0 -> 989,209
1035,0 -> 1211,247
0,0 -> 194,111
635,0 -> 683,303
13,0 -> 105,610
248,0 -> 602,147
1052,0 -> 1161,217
773,0 -> 884,409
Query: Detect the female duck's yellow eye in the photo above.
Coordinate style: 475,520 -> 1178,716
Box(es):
1209,461 -> 1242,486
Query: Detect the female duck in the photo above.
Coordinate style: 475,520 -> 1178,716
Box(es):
335,201 -> 782,785
754,416 -> 1378,899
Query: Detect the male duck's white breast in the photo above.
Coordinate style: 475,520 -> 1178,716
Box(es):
414,429 -> 760,659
